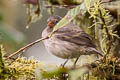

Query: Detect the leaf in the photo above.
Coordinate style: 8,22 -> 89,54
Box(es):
51,2 -> 87,34
35,67 -> 42,80
25,0 -> 42,29
41,65 -> 66,78
69,66 -> 90,80
50,0 -> 95,37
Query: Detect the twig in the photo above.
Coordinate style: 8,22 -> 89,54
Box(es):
6,36 -> 49,60
45,5 -> 77,9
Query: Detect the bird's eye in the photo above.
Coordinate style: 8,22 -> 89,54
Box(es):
54,20 -> 58,24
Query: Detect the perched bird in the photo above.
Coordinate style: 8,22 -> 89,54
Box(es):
42,15 -> 102,66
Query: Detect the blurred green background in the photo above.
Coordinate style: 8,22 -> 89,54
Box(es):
0,0 -> 98,65
0,0 -> 68,64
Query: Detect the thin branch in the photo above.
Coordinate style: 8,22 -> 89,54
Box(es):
45,5 -> 77,9
6,36 -> 49,60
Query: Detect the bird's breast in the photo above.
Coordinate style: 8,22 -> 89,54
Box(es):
43,36 -> 81,59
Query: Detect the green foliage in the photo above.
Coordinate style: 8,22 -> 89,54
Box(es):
40,67 -> 67,79
90,58 -> 120,80
0,11 -> 3,21
69,66 -> 90,80
7,57 -> 43,80
0,45 -> 11,79
0,55 -> 43,80
0,24 -> 26,50
49,0 -> 88,36
48,0 -> 82,5
0,45 -> 43,80
25,0 -> 42,28
0,0 -> 120,80
86,0 -> 120,56
0,1 -> 26,50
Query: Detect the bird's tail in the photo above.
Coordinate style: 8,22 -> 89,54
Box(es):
89,47 -> 104,57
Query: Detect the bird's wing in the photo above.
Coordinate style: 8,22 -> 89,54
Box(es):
55,26 -> 96,48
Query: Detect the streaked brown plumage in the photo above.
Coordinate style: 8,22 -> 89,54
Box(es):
42,15 -> 102,65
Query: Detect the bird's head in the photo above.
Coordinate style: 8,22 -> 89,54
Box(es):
47,15 -> 61,28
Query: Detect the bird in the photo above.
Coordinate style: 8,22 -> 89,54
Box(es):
42,15 -> 103,66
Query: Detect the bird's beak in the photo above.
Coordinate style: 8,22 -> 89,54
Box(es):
47,21 -> 55,28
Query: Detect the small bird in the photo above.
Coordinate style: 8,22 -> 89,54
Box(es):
42,15 -> 102,66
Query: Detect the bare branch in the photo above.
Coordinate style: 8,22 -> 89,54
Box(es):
6,36 -> 49,60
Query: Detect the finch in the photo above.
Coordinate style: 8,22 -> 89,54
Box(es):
42,15 -> 102,65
